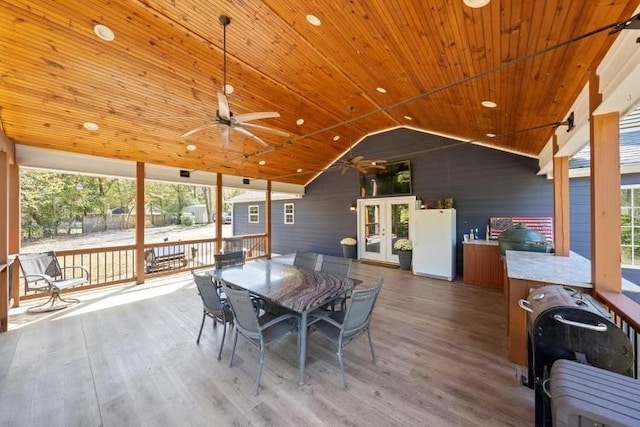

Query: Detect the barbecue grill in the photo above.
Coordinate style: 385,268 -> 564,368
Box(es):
519,285 -> 634,427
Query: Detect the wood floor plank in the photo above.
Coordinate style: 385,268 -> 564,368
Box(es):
0,260 -> 534,426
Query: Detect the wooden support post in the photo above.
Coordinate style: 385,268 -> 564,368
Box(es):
266,181 -> 272,259
9,162 -> 20,307
552,135 -> 570,256
216,174 -> 223,253
135,162 -> 145,284
590,74 -> 621,293
0,150 -> 8,332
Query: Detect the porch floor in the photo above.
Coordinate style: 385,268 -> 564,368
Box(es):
0,260 -> 534,426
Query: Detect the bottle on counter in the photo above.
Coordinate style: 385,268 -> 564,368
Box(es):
486,224 -> 490,240
474,228 -> 479,240
469,229 -> 474,240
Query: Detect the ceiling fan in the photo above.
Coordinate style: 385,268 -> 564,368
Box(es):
181,15 -> 289,147
337,106 -> 387,175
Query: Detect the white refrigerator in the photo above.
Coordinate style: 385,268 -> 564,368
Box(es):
412,208 -> 456,281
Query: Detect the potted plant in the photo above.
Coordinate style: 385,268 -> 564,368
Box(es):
340,237 -> 357,259
394,238 -> 413,270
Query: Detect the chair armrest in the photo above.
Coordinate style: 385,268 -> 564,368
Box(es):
61,265 -> 90,281
259,313 -> 299,331
24,273 -> 54,285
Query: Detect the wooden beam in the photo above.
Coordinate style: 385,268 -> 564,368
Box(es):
135,162 -> 145,285
266,181 -> 272,259
216,174 -> 222,253
590,73 -> 621,292
552,135 -> 570,256
0,151 -> 8,332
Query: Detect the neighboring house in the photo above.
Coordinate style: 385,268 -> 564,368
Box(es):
181,204 -> 210,224
227,191 -> 302,237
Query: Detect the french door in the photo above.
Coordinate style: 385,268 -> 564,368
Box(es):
357,196 -> 415,263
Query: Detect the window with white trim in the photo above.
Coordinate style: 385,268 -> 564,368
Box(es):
248,205 -> 259,223
621,186 -> 640,267
284,203 -> 294,224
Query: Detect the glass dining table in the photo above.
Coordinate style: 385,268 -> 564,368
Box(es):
213,258 -> 355,385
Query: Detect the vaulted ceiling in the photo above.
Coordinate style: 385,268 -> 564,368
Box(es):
1,0 -> 639,185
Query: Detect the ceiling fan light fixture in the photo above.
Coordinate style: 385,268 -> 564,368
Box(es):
83,121 -> 99,131
306,14 -> 322,26
463,0 -> 491,8
93,24 -> 115,41
481,100 -> 497,108
376,87 -> 387,94
296,118 -> 305,125
186,144 -> 197,151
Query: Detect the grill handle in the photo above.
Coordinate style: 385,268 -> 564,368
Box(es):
518,299 -> 533,313
553,314 -> 607,332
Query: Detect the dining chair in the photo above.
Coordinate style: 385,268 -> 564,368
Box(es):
221,281 -> 299,395
192,271 -> 233,360
319,255 -> 352,310
214,250 -> 245,270
309,277 -> 384,388
293,251 -> 318,271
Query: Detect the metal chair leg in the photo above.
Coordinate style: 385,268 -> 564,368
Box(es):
196,311 -> 206,344
367,328 -> 376,363
337,349 -> 347,389
218,315 -> 227,361
229,329 -> 239,368
255,343 -> 265,395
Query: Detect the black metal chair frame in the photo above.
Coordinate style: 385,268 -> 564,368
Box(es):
192,271 -> 233,360
17,251 -> 90,313
221,281 -> 299,395
310,277 -> 384,388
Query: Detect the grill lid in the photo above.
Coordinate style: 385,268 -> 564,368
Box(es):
498,223 -> 549,255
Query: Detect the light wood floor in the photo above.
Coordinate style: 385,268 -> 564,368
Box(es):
0,260 -> 534,426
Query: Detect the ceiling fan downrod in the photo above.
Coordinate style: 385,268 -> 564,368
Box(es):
219,15 -> 231,96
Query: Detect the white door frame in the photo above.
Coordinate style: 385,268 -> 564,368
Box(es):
357,196 -> 415,263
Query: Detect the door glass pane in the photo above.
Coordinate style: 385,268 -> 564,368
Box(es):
365,205 -> 381,253
390,203 -> 409,255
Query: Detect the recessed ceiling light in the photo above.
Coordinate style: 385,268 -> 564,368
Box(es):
296,168 -> 303,173
333,135 -> 340,142
463,0 -> 491,8
486,133 -> 496,138
306,14 -> 321,26
224,84 -> 234,94
186,144 -> 197,151
94,24 -> 115,42
258,160 -> 266,166
376,87 -> 387,94
83,122 -> 99,131
296,118 -> 305,126
481,100 -> 497,108
404,115 -> 413,120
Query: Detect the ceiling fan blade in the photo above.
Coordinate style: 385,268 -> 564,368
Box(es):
356,165 -> 368,174
351,156 -> 364,164
218,91 -> 230,120
233,111 -> 280,123
240,122 -> 290,137
370,165 -> 386,170
220,126 -> 230,147
370,159 -> 387,164
233,126 -> 268,147
181,122 -> 218,138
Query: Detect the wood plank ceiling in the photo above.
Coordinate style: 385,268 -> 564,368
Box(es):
1,0 -> 638,185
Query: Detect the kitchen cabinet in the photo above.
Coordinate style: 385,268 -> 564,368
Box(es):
462,241 -> 504,290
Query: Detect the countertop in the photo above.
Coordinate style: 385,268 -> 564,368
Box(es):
505,250 -> 640,291
463,240 -> 498,246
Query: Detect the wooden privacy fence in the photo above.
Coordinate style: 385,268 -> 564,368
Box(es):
16,234 -> 268,299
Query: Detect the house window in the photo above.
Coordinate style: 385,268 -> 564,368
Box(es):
248,205 -> 259,223
621,186 -> 640,267
284,203 -> 294,224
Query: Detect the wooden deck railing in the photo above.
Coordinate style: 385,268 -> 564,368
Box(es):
596,291 -> 640,379
17,234 -> 268,299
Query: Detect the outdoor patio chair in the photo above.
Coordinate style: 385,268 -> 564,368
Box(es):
16,251 -> 90,313
309,277 -> 384,388
293,251 -> 318,271
319,255 -> 352,310
214,250 -> 245,270
221,281 -> 298,395
192,271 -> 233,360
